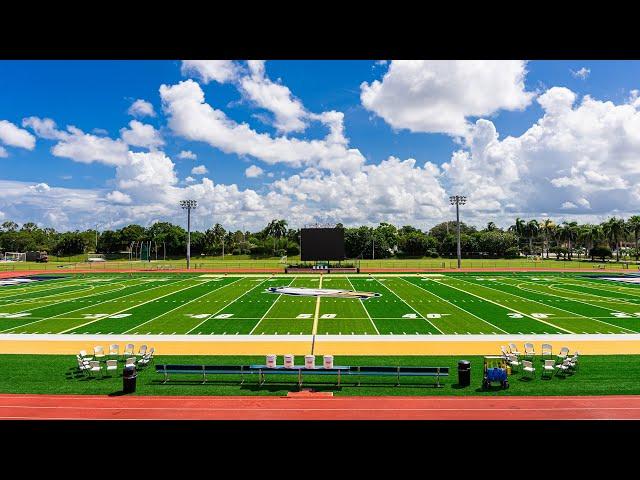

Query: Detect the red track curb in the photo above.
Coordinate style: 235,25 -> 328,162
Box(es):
0,394 -> 638,420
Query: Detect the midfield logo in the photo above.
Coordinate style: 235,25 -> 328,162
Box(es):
267,286 -> 381,300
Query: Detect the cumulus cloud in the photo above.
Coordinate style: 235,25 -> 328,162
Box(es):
24,117 -> 129,166
441,85 -> 640,221
571,67 -> 591,80
239,60 -> 308,133
127,99 -> 156,117
106,190 -> 132,204
0,120 -> 36,150
184,176 -> 196,183
191,165 -> 208,175
120,120 -> 164,149
178,150 -> 197,160
160,79 -> 365,174
30,183 -> 50,193
245,165 -> 264,178
360,60 -> 535,137
181,60 -> 239,84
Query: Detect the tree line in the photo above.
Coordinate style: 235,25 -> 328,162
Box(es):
1,216 -> 639,261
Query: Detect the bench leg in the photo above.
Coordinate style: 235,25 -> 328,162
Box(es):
163,371 -> 168,384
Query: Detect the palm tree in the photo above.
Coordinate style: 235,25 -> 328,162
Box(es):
627,215 -> 640,262
508,217 -> 526,251
602,217 -> 626,262
579,224 -> 603,260
265,219 -> 288,254
540,219 -> 555,259
525,219 -> 540,255
557,221 -> 578,260
486,222 -> 497,232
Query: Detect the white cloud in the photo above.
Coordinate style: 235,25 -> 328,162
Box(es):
191,164 -> 208,175
178,150 -> 197,160
570,67 -> 591,80
106,190 -> 132,204
629,90 -> 640,109
30,182 -> 50,193
245,165 -> 264,178
0,146 -> 7,158
360,60 -> 535,137
24,117 -> 129,166
127,99 -> 156,118
239,60 -> 307,133
120,120 -> 164,149
160,79 -> 365,174
184,176 -> 196,183
181,60 -> 239,84
0,120 -> 36,150
22,117 -> 64,140
442,85 -> 640,220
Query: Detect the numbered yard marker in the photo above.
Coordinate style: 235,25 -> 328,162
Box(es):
214,314 -> 234,319
0,313 -> 31,318
81,314 -> 109,319
320,313 -> 336,319
296,313 -> 313,319
611,312 -> 640,318
507,313 -> 524,318
108,314 -> 131,319
531,313 -> 552,319
402,313 -> 418,319
186,314 -> 210,319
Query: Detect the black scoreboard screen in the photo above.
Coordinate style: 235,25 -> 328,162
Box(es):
300,228 -> 346,261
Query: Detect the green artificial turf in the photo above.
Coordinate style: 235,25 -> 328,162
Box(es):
1,354 -> 638,397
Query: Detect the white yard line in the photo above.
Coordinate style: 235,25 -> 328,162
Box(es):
0,279 -> 141,317
476,277 -> 638,333
249,277 -> 296,334
404,277 -> 508,334
120,280 -> 223,334
185,278 -> 265,334
431,277 -> 575,334
346,277 -> 379,335
0,276 -> 189,334
379,278 -> 443,334
57,278 -> 213,334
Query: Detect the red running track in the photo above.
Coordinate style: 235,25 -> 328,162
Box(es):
1,394 -> 639,420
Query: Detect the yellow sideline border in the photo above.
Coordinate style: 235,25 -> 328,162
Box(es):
1,337 -> 639,356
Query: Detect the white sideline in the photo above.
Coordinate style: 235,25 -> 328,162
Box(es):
1,333 -> 639,342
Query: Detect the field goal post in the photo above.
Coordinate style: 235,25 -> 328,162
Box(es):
3,252 -> 26,262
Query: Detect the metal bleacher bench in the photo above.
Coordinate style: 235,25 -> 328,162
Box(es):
156,364 -> 449,388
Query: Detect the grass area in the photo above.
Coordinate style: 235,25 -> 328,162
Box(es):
0,354 -> 638,397
2,272 -> 640,335
2,256 -> 639,272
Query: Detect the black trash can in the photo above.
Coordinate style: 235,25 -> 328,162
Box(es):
457,360 -> 471,387
123,365 -> 137,394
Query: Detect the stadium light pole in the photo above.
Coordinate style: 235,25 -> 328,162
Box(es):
449,195 -> 467,269
180,200 -> 197,269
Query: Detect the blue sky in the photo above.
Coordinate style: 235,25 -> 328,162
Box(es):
1,60 -> 640,231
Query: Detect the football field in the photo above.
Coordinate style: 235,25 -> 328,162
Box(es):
2,272 -> 640,336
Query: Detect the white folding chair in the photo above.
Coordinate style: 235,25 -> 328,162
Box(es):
524,343 -> 535,360
106,360 -> 118,376
137,355 -> 150,367
124,344 -> 135,357
108,344 -> 119,357
522,360 -> 536,379
500,345 -> 512,358
555,358 -> 572,376
79,350 -> 93,361
125,357 -> 136,367
138,344 -> 148,357
89,361 -> 103,377
93,346 -> 105,360
542,359 -> 556,379
508,356 -> 521,373
556,346 -> 570,362
568,352 -> 580,372
76,356 -> 91,376
541,343 -> 553,359
509,343 -> 521,356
